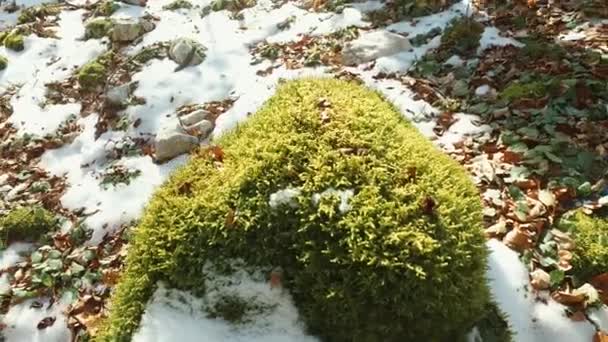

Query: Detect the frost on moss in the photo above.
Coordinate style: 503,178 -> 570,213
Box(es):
95,79 -> 489,341
0,55 -> 7,70
559,211 -> 608,281
85,18 -> 113,39
2,31 -> 24,52
78,53 -> 112,89
0,206 -> 58,248
163,0 -> 193,10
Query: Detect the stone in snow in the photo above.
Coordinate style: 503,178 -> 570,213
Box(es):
154,122 -> 199,162
105,82 -> 137,106
111,18 -> 144,42
169,38 -> 207,68
179,109 -> 210,127
342,30 -> 412,66
186,120 -> 214,137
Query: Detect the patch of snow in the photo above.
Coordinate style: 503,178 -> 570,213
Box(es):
133,267 -> 318,342
478,26 -> 523,52
269,187 -> 301,208
312,188 -> 354,213
387,0 -> 470,37
444,54 -> 465,67
40,114 -> 187,243
2,294 -> 73,342
0,242 -> 34,270
348,0 -> 384,13
437,113 -> 491,149
487,239 -> 598,342
1,10 -> 106,135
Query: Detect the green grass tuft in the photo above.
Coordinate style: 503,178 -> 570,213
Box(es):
95,78 -> 489,341
0,206 -> 58,248
559,211 -> 608,281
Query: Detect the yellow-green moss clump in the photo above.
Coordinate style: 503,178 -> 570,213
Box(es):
2,31 -> 25,52
78,53 -> 112,89
0,55 -> 7,70
84,18 -> 113,39
560,211 -> 608,281
95,79 -> 489,341
0,206 -> 58,248
17,4 -> 61,24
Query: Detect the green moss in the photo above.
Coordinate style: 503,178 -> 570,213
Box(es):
163,0 -> 193,10
3,31 -> 24,52
440,17 -> 485,57
474,302 -> 513,342
500,81 -> 547,102
95,79 -> 489,341
95,1 -> 120,17
0,206 -> 58,248
559,211 -> 608,281
0,55 -> 7,70
17,4 -> 61,24
85,18 -> 113,39
78,53 -> 112,89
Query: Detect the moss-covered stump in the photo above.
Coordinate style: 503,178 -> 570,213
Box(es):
560,211 -> 608,281
0,206 -> 58,248
96,78 -> 489,341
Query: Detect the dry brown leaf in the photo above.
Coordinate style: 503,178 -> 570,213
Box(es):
530,269 -> 550,290
552,291 -> 585,306
503,227 -> 533,251
594,331 -> 608,342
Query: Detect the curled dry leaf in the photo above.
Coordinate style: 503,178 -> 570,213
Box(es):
485,220 -> 507,237
503,227 -> 533,251
530,269 -> 551,290
37,316 -> 56,330
591,273 -> 608,305
594,331 -> 608,342
552,291 -> 586,306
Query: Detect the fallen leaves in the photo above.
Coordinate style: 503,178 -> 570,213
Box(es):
37,316 -> 56,330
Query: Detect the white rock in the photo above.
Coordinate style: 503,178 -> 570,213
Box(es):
155,123 -> 199,162
0,174 -> 8,186
5,183 -> 27,201
179,109 -> 210,127
444,55 -> 464,67
169,38 -> 207,67
475,85 -> 490,96
105,83 -> 133,106
342,30 -> 411,66
111,18 -> 143,42
185,120 -> 214,138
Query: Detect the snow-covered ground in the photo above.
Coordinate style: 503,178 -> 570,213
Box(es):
1,0 -> 606,341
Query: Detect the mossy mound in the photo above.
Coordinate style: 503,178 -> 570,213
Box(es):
500,81 -> 547,101
85,18 -> 113,39
559,211 -> 608,281
2,31 -> 24,52
17,4 -> 61,24
0,55 -> 7,70
78,53 -> 112,89
0,206 -> 58,248
96,79 -> 489,341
